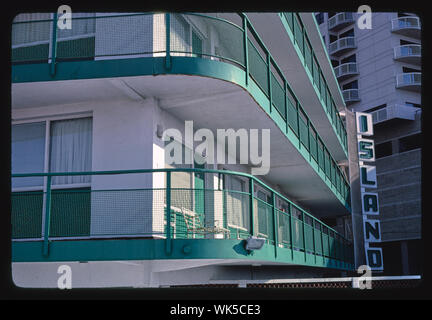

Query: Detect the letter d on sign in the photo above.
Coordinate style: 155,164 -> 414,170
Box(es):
57,264 -> 72,289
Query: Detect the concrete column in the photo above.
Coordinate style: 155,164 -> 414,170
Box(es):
345,109 -> 366,268
401,241 -> 410,275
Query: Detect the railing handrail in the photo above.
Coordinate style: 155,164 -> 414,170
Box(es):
334,62 -> 358,76
342,88 -> 359,100
394,44 -> 421,57
11,167 -> 350,243
396,72 -> 421,85
11,12 -> 350,198
391,16 -> 421,29
328,12 -> 354,28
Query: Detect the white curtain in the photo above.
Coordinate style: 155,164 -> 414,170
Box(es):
50,117 -> 92,185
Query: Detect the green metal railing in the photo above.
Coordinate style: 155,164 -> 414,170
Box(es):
11,12 -> 350,206
11,168 -> 354,265
282,12 -> 348,153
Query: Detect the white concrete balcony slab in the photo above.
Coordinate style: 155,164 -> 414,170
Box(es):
391,16 -> 421,39
342,89 -> 360,105
371,104 -> 421,124
396,72 -> 421,92
394,44 -> 421,65
327,12 -> 355,32
334,62 -> 358,81
328,37 -> 356,56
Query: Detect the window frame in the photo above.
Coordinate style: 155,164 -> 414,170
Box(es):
11,113 -> 93,193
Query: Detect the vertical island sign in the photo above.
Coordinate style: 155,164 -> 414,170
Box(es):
356,112 -> 384,271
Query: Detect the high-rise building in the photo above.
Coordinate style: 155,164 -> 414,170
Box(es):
316,12 -> 422,276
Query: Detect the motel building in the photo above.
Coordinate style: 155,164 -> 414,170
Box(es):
11,12 -> 367,288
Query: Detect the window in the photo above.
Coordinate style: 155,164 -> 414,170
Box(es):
375,141 -> 393,159
12,117 -> 93,189
340,28 -> 354,38
399,133 -> 421,153
341,54 -> 356,64
12,122 -> 46,188
405,102 -> 421,108
342,80 -> 358,90
367,103 -> 386,113
402,66 -> 420,73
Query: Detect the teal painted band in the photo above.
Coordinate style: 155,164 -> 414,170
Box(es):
12,238 -> 354,271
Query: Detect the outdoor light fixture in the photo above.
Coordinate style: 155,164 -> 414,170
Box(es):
245,236 -> 266,251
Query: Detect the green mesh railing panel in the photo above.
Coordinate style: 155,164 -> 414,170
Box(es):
287,99 -> 298,136
299,116 -> 309,149
317,144 -> 324,171
291,216 -> 304,250
12,18 -> 51,63
277,210 -> 291,248
304,40 -> 312,74
11,43 -> 49,63
314,227 -> 323,255
304,223 -> 314,253
254,198 -> 274,244
248,39 -> 268,94
313,58 -> 320,87
283,12 -> 294,32
57,37 -> 95,60
49,188 -> 91,237
225,190 -> 250,237
293,15 -> 303,54
11,191 -> 44,239
271,73 -> 286,119
309,132 -> 317,161
329,234 -> 336,258
322,233 -> 329,256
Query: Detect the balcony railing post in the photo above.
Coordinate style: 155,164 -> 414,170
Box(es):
165,13 -> 171,70
272,192 -> 278,258
267,53 -> 272,113
312,218 -> 316,263
284,79 -> 288,133
165,171 -> 172,255
302,211 -> 306,261
42,175 -> 52,256
249,177 -> 255,236
288,204 -> 294,260
242,14 -> 249,86
50,13 -> 58,76
320,224 -> 325,264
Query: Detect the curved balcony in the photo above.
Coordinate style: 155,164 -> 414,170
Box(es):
11,168 -> 354,270
396,72 -> 421,92
12,13 -> 351,210
327,12 -> 355,31
391,16 -> 421,39
394,44 -> 421,65
328,37 -> 356,56
342,89 -> 360,105
371,104 -> 421,124
334,62 -> 358,81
